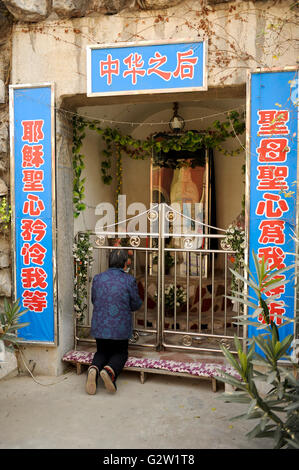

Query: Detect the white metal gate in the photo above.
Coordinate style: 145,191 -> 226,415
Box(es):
74,204 -> 244,354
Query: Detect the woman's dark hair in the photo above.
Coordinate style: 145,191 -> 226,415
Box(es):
109,249 -> 128,269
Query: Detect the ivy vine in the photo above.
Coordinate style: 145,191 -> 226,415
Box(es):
72,111 -> 245,218
72,116 -> 87,218
73,231 -> 94,323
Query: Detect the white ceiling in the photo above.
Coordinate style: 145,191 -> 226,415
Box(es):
78,96 -> 245,135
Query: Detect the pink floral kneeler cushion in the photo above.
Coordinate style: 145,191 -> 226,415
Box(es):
62,350 -> 240,379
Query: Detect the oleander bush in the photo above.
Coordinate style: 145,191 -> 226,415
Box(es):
0,298 -> 29,348
217,252 -> 299,449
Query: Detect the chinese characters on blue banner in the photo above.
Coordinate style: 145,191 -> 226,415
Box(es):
248,70 -> 298,343
87,41 -> 206,96
10,85 -> 55,343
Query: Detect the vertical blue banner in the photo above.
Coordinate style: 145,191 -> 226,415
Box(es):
10,85 -> 56,343
248,69 -> 298,344
87,41 -> 207,97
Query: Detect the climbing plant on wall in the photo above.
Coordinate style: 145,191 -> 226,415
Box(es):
72,110 -> 245,219
0,197 -> 11,231
73,231 -> 94,323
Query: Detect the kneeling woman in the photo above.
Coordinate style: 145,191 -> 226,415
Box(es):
86,249 -> 142,394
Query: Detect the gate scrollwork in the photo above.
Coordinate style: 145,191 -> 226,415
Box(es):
129,235 -> 141,247
129,329 -> 139,344
165,210 -> 176,222
95,236 -> 106,246
183,237 -> 194,249
147,210 -> 158,222
182,335 -> 192,347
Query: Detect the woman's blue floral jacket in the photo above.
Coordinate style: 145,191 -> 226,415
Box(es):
91,268 -> 143,340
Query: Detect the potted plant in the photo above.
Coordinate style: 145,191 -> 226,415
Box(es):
220,223 -> 245,309
155,284 -> 187,317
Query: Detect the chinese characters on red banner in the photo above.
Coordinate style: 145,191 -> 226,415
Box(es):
99,48 -> 199,86
255,109 -> 291,325
20,119 -> 48,314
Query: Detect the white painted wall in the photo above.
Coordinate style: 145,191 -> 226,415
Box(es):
73,124 -> 116,233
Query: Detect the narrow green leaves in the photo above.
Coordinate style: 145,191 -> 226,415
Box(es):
0,299 -> 29,344
218,249 -> 299,449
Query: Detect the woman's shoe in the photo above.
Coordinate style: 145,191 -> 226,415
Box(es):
100,366 -> 117,393
85,366 -> 97,395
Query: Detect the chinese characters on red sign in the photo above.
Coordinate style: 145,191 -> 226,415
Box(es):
255,109 -> 291,325
20,119 -> 48,314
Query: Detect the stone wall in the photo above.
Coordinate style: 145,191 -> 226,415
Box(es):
0,3 -> 13,379
0,2 -> 13,305
2,0 -> 286,22
8,0 -> 297,100
1,0 -> 184,22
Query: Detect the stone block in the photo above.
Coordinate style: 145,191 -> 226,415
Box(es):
207,0 -> 230,4
0,160 -> 6,172
2,0 -> 50,22
0,123 -> 8,154
0,249 -> 9,268
0,237 -> 9,251
52,0 -> 89,18
0,268 -> 11,297
0,3 -> 12,46
88,0 -> 127,15
134,0 -> 183,10
0,177 -> 8,196
0,79 -> 4,103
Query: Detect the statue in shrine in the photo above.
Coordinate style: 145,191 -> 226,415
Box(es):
169,164 -> 205,275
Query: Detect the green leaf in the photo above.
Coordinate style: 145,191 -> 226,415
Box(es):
254,335 -> 274,361
245,410 -> 265,420
252,250 -> 262,284
285,438 -> 299,449
260,415 -> 269,432
246,422 -> 262,439
266,264 -> 294,281
285,401 -> 299,411
247,398 -> 257,414
229,268 -> 259,293
266,370 -> 277,384
219,344 -> 242,375
6,322 -> 30,331
239,350 -> 247,373
216,373 -> 245,390
234,334 -> 242,353
263,279 -> 290,295
226,295 -> 257,310
220,392 -> 251,404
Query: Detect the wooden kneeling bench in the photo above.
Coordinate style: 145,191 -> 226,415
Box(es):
62,350 -> 240,392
